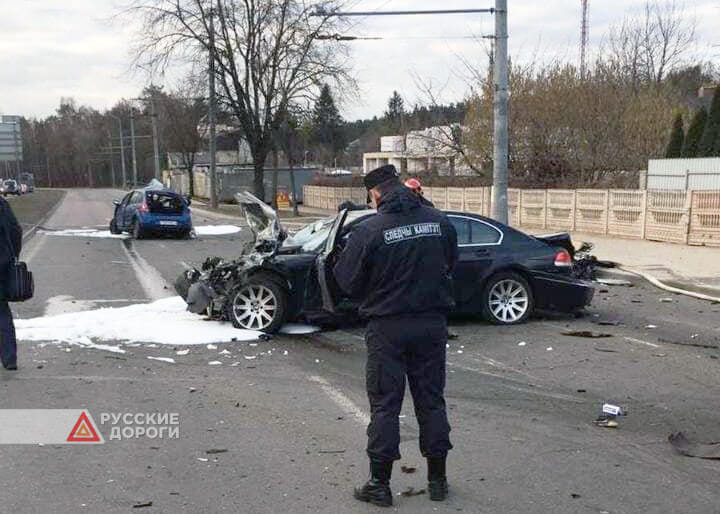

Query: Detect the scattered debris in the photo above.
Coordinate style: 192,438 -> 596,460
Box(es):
594,347 -> 619,353
596,320 -> 620,326
219,349 -> 231,355
259,334 -> 273,342
691,334 -> 699,339
400,465 -> 417,474
562,331 -> 613,338
447,331 -> 459,340
653,353 -> 667,357
400,487 -> 426,497
594,403 -> 627,428
147,356 -> 175,364
205,449 -> 228,454
208,361 -> 222,365
132,502 -> 153,509
456,350 -> 463,354
596,278 -> 633,286
176,349 -> 190,356
196,458 -> 209,462
658,338 -> 718,350
207,344 -> 218,350
645,325 -> 657,329
669,432 -> 720,460
577,389 -> 587,393
244,355 -> 257,360
518,342 -> 527,347
631,299 -> 643,304
570,493 -> 582,499
659,298 -> 673,303
546,347 -> 553,351
318,449 -> 346,454
189,387 -> 197,393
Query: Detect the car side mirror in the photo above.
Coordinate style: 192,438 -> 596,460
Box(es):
185,195 -> 192,206
113,200 -> 121,206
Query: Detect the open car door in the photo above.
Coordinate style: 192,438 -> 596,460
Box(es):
316,209 -> 348,313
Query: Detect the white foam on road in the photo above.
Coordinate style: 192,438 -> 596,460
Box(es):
193,225 -> 242,236
38,229 -> 128,239
16,296 -> 263,346
38,225 -> 242,238
279,324 -> 322,335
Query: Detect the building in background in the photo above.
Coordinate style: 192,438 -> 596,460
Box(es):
645,158 -> 720,190
0,115 -> 23,179
363,125 -> 472,176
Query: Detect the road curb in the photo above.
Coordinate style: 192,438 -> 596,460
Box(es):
601,265 -> 720,303
22,189 -> 68,242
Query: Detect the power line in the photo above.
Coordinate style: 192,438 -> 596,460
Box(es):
313,8 -> 495,17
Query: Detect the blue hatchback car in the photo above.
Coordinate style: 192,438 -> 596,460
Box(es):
110,186 -> 192,239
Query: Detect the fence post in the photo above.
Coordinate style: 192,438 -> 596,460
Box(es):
641,190 -> 648,240
604,190 -> 610,235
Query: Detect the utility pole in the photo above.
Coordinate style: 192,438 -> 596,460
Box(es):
492,0 -> 509,224
12,120 -> 21,182
46,154 -> 52,188
130,110 -> 139,186
108,130 -> 116,187
208,6 -> 218,208
150,97 -> 161,180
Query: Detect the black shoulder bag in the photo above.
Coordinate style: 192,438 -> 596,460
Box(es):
3,225 -> 33,302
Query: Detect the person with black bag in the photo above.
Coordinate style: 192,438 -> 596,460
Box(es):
0,196 -> 22,370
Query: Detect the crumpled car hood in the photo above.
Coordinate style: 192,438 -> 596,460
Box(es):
234,192 -> 285,255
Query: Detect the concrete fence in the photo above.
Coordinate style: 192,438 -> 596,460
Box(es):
302,185 -> 720,247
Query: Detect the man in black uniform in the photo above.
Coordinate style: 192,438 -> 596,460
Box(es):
333,164 -> 458,507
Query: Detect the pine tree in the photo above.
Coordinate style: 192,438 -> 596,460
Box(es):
698,88 -> 720,157
682,107 -> 707,157
311,84 -> 346,166
384,91 -> 405,133
665,114 -> 684,158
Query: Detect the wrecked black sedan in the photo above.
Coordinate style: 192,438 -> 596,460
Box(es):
176,193 -> 594,333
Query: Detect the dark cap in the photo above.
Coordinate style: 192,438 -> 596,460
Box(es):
364,164 -> 399,190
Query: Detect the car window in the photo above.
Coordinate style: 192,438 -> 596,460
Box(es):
470,220 -> 502,244
449,217 -> 471,245
131,192 -> 143,204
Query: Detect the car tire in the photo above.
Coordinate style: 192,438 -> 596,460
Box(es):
481,271 -> 534,325
109,219 -> 121,235
132,219 -> 144,240
224,274 -> 287,334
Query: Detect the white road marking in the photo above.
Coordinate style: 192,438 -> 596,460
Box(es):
448,362 -> 584,403
122,241 -> 174,301
624,337 -> 660,348
308,375 -> 370,425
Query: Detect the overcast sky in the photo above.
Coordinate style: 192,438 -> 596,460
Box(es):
0,0 -> 718,122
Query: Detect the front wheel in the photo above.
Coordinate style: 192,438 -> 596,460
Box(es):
481,271 -> 534,325
224,276 -> 287,333
109,218 -> 121,234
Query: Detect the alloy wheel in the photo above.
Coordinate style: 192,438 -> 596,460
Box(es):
488,279 -> 529,323
232,285 -> 278,330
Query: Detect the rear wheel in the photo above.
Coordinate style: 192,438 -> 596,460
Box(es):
481,271 -> 534,325
224,275 -> 287,333
132,219 -> 144,239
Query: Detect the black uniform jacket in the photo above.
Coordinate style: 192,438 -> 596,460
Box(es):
333,184 -> 458,319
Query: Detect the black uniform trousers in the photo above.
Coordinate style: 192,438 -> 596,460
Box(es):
365,312 -> 452,462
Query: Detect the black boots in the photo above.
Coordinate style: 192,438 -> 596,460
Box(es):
427,456 -> 448,501
353,460 -> 393,507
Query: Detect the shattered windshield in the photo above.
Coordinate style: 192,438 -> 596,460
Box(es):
284,211 -> 375,253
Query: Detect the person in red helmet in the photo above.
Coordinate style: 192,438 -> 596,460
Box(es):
404,178 -> 434,207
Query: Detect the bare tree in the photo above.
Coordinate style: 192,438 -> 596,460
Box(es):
607,0 -> 696,87
157,78 -> 208,197
121,0 -> 355,201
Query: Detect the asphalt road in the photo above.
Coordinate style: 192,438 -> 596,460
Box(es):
1,189 -> 719,513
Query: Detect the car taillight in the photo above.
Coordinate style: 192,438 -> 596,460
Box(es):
138,201 -> 149,213
554,249 -> 572,267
